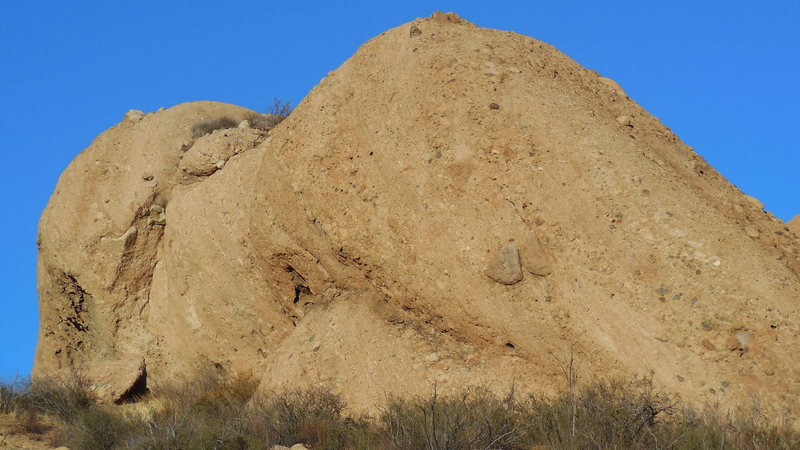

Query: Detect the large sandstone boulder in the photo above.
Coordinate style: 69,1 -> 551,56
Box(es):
35,102 -> 268,389
36,13 -> 800,419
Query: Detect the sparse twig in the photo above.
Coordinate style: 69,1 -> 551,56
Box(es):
266,98 -> 293,117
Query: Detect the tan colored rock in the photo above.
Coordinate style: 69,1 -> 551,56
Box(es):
100,225 -> 138,252
39,358 -> 146,404
179,126 -> 264,177
616,115 -> 633,128
124,109 -> 145,122
519,234 -> 553,276
34,101 -> 261,382
788,214 -> 800,236
147,204 -> 166,226
701,339 -> 716,351
735,331 -> 749,347
87,358 -> 147,403
486,243 -> 523,284
598,76 -> 627,96
431,11 -> 465,24
744,194 -> 764,211
35,13 -> 800,423
726,336 -> 742,351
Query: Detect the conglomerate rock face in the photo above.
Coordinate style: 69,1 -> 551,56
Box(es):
36,12 -> 800,418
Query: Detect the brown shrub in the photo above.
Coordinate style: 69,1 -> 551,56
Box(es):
7,370 -> 796,449
379,385 -> 534,450
191,117 -> 238,139
0,377 -> 27,414
27,372 -> 96,422
266,98 -> 293,117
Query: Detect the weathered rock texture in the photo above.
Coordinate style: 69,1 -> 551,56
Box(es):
36,13 -> 800,419
789,215 -> 800,237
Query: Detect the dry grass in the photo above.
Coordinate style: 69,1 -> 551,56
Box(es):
188,98 -> 292,140
0,377 -> 48,434
1,373 -> 797,449
380,385 -> 534,449
191,117 -> 239,139
247,114 -> 284,133
26,372 -> 95,421
0,377 -> 26,414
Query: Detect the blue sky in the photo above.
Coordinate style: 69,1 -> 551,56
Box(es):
1,1 -> 797,379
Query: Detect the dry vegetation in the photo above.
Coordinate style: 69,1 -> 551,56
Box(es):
0,372 -> 796,449
191,117 -> 240,139
190,98 -> 293,139
266,98 -> 293,117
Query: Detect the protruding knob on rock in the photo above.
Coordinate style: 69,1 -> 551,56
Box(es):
124,110 -> 145,122
148,204 -> 166,226
486,243 -> 523,285
431,11 -> 465,24
519,234 -> 554,276
743,195 -> 763,211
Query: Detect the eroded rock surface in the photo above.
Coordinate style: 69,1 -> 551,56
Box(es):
36,12 -> 800,420
87,358 -> 147,403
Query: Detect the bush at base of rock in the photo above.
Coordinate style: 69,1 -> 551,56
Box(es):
1,375 -> 797,450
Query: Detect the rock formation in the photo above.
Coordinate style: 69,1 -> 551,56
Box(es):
789,215 -> 800,237
35,13 -> 800,420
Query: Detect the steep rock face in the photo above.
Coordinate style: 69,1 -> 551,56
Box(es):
36,13 -> 800,417
35,103 -> 268,383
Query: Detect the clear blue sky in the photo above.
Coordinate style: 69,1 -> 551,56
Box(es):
1,1 -> 797,380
